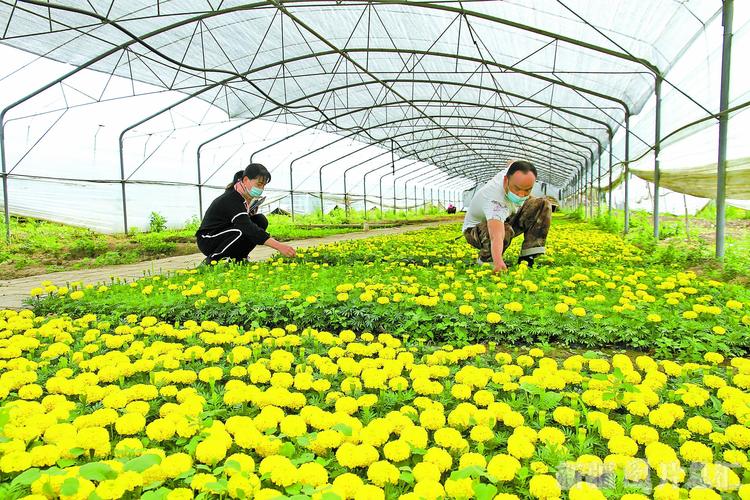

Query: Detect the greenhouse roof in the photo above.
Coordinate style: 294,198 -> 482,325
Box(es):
0,0 -> 724,187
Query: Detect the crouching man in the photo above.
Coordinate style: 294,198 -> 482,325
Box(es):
462,160 -> 552,272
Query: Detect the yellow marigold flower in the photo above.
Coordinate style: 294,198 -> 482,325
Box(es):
332,472 -> 364,498
501,301 -> 522,313
469,425 -> 494,443
552,406 -> 579,426
458,453 -> 487,470
458,305 -> 474,316
529,474 -> 561,498
608,435 -> 638,456
366,461 -> 400,487
444,477 -> 473,498
701,463 -> 740,492
704,352 -> 724,364
537,427 -> 565,446
486,454 -> 521,482
353,485 -> 383,500
486,312 -> 502,324
679,441 -> 713,463
568,481 -> 606,500
653,483 -> 681,500
526,462 -> 546,475
571,307 -> 586,317
195,438 -> 227,465
554,302 -> 569,314
298,462 -> 328,487
686,416 -> 712,435
412,480 -> 445,500
383,440 -> 411,462
115,413 -> 146,436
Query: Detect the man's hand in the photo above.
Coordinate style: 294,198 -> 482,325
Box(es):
487,219 -> 506,272
493,259 -> 508,273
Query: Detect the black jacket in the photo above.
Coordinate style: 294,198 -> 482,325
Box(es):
196,189 -> 270,245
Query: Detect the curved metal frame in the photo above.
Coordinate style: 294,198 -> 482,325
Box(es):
3,0 -> 727,245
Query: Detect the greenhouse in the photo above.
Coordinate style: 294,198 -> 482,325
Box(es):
1,1 -> 749,499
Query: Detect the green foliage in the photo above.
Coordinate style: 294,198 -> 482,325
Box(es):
1,211 -> 456,276
148,211 -> 168,233
30,218 -> 750,360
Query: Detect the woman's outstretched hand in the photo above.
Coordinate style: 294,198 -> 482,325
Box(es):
265,238 -> 296,257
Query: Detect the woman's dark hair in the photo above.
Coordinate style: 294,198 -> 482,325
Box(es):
226,163 -> 272,189
506,160 -> 537,179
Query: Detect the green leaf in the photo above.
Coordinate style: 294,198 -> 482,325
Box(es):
10,468 -> 41,487
285,484 -> 303,495
450,466 -> 484,480
473,483 -> 498,500
331,423 -> 352,436
399,471 -> 415,485
224,460 -> 241,471
124,453 -> 162,472
79,462 -> 117,481
141,487 -> 171,500
279,442 -> 296,458
68,447 -> 86,457
205,479 -> 228,493
292,452 -> 315,466
60,477 -> 80,496
321,492 -> 343,500
56,459 -> 76,468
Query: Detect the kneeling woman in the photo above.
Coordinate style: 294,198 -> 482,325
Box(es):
196,163 -> 296,264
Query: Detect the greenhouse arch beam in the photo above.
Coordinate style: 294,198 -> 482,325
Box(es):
289,116 -> 592,217
1,1 -> 674,238
307,123 -> 586,214
363,150 -> 570,216
312,117 -> 591,171
343,141 -> 577,202
342,141 -> 573,214
198,75 -> 616,174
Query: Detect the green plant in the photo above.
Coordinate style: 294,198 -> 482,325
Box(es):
149,211 -> 168,233
69,237 -> 109,258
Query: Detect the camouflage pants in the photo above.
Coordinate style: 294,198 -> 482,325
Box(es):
463,197 -> 552,262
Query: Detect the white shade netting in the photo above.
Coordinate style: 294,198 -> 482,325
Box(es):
0,1 -> 748,231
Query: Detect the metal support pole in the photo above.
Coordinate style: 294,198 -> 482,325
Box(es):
197,150 -> 204,218
624,110 -> 631,234
1,118 -> 8,242
597,147 -> 602,216
716,0 -> 734,259
117,136 -> 129,234
587,160 -> 592,218
654,76 -> 662,239
608,133 -> 613,214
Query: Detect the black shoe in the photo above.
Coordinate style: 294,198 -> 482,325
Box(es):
517,255 -> 536,267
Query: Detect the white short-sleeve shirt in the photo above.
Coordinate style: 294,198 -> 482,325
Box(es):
462,170 -> 520,232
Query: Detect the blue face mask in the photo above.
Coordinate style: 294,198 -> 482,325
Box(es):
249,186 -> 264,197
505,189 -> 529,206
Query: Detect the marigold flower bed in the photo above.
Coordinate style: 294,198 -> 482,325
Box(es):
30,218 -> 750,360
1,310 -> 749,499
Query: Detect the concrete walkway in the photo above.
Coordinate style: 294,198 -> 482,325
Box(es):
0,220 -> 451,310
